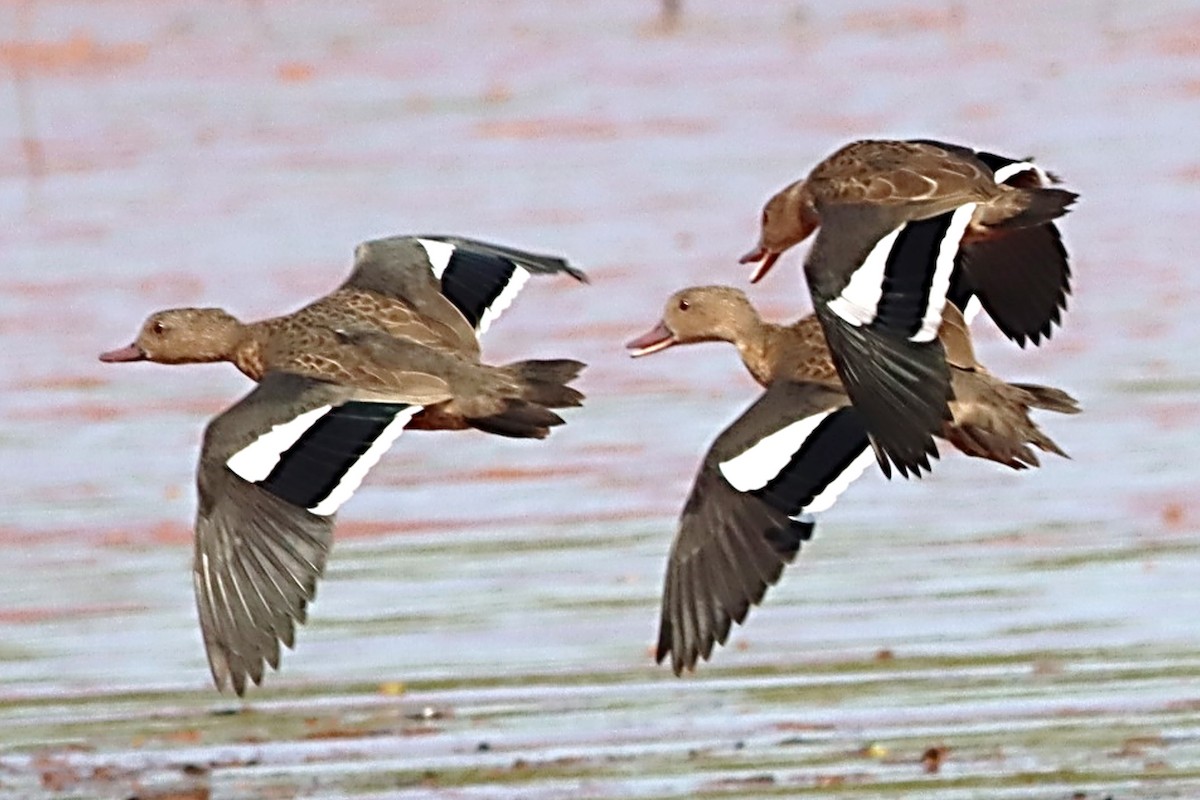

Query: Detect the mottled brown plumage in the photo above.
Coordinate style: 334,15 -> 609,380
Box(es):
740,139 -> 1076,281
102,266 -> 583,436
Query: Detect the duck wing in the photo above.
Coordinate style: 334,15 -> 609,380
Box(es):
343,235 -> 585,354
958,222 -> 1069,346
415,235 -> 586,333
193,371 -> 432,695
958,153 -> 1070,346
803,201 -> 964,477
809,139 -> 993,216
910,140 -> 1072,346
656,380 -> 874,675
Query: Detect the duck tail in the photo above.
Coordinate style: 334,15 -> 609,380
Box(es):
465,359 -> 585,439
982,185 -> 1078,231
467,400 -> 566,439
505,359 -> 586,409
1009,382 -> 1081,416
945,371 -> 1077,468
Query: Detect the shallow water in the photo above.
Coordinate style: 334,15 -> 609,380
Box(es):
2,1 -> 1200,797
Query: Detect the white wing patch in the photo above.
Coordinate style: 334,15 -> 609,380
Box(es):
416,238 -> 456,279
796,448 -> 874,517
719,412 -> 831,492
476,265 -> 530,336
826,226 -> 903,327
226,405 -> 333,483
910,201 -> 977,343
993,160 -> 1049,185
307,405 -> 421,516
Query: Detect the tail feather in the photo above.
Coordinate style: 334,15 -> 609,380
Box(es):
990,186 -> 1078,230
1010,382 -> 1081,415
946,371 -> 1077,468
466,359 -> 585,439
944,422 -> 1040,469
468,400 -> 565,439
507,358 -> 586,387
506,359 -> 586,408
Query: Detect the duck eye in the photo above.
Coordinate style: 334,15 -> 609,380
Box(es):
762,209 -> 770,225
151,321 -> 165,335
678,299 -> 690,311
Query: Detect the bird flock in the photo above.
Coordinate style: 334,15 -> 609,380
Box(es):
101,138 -> 1078,694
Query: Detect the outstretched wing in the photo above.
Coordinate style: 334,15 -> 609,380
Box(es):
414,235 -> 586,334
345,235 -> 585,352
801,141 -> 1071,473
804,202 -> 960,477
957,152 -> 1070,345
194,372 -> 425,695
657,381 -> 874,675
911,140 -> 1072,345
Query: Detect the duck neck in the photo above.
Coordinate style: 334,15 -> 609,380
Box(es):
231,320 -> 272,381
730,314 -> 780,388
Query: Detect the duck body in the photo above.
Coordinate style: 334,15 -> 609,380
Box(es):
101,235 -> 587,694
745,310 -> 1075,471
740,139 -> 1078,477
635,286 -> 1077,470
628,285 -> 1078,674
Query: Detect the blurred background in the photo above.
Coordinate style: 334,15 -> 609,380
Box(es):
2,1 -> 1199,798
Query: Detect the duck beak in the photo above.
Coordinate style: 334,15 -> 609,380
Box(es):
626,321 -> 676,357
99,343 -> 147,363
739,246 -> 781,284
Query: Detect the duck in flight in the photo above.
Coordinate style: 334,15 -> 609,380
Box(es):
739,140 -> 1077,477
627,285 -> 1078,675
100,235 -> 587,695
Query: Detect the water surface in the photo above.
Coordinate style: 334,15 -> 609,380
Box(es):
2,1 -> 1199,797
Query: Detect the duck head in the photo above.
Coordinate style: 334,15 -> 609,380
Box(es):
100,308 -> 243,365
739,180 -> 820,283
627,286 -> 759,357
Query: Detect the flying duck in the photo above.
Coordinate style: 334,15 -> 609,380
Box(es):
627,285 -> 1078,674
100,235 -> 587,694
739,139 -> 1077,477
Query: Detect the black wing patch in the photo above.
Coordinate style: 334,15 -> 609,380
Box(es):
420,235 -> 587,279
415,236 -> 586,336
258,402 -> 415,512
226,401 -> 419,516
825,202 -> 975,345
873,212 -> 958,340
946,256 -> 975,314
435,246 -> 521,332
749,407 -> 872,518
